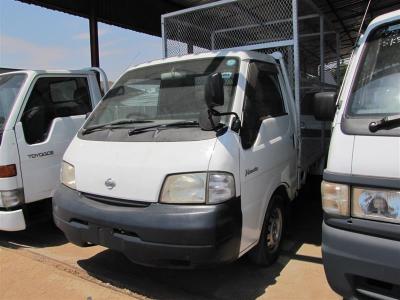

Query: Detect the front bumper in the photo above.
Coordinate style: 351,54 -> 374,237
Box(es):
53,184 -> 242,268
0,209 -> 26,231
322,221 -> 400,299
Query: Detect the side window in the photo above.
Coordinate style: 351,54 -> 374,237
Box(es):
241,62 -> 286,149
21,77 -> 92,144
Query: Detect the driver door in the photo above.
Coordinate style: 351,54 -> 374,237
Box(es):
15,75 -> 94,203
239,61 -> 297,248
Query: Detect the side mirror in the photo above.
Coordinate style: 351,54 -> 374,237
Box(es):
313,92 -> 337,121
199,109 -> 221,131
231,117 -> 241,133
205,73 -> 224,108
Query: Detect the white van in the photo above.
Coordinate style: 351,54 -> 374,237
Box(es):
315,10 -> 400,299
0,69 -> 106,231
52,51 -> 315,267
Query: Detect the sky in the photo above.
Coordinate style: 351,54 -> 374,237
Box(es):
0,0 -> 163,81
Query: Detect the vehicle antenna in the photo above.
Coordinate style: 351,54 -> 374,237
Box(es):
355,0 -> 373,46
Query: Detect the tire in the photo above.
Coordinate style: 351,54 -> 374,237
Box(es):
249,192 -> 286,266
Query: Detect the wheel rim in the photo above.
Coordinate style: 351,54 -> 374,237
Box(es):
266,206 -> 283,251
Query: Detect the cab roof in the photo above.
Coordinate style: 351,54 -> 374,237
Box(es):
0,69 -> 96,77
361,9 -> 400,43
127,50 -> 277,72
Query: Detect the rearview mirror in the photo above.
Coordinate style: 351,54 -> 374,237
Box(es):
313,92 -> 337,121
205,73 -> 224,108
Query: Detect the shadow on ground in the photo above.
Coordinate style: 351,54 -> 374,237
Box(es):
77,176 -> 324,300
0,176 -> 323,299
0,218 -> 67,249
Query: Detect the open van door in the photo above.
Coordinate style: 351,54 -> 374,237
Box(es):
14,74 -> 101,203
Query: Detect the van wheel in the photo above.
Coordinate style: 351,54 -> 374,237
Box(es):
249,193 -> 286,266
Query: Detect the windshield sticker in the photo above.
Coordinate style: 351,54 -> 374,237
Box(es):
222,72 -> 233,79
381,33 -> 400,48
226,59 -> 237,67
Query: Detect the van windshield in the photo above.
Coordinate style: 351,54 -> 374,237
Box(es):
0,73 -> 27,130
348,21 -> 400,116
85,57 -> 239,128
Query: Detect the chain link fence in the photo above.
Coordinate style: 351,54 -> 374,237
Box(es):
163,0 -> 292,53
162,0 -> 341,171
162,0 -> 339,89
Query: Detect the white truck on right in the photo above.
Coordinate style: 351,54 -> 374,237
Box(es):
316,10 -> 400,299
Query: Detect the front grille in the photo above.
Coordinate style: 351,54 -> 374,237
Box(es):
81,192 -> 151,208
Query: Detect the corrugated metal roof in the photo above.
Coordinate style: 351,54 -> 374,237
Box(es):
17,0 -> 184,36
17,0 -> 400,57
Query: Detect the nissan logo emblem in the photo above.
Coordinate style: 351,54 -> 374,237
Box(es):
105,178 -> 116,190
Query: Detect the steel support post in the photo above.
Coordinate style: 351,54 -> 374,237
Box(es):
336,33 -> 341,84
89,14 -> 100,67
320,15 -> 326,153
292,0 -> 302,189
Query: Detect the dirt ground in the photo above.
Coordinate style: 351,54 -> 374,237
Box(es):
0,177 -> 339,300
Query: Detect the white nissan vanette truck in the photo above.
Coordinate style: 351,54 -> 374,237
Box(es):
53,0 -> 337,268
315,10 -> 400,299
0,69 -> 106,231
53,51 -> 312,267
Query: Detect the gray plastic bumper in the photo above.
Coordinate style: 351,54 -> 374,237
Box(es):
322,221 -> 400,299
53,184 -> 242,268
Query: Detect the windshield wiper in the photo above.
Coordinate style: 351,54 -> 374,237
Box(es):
82,119 -> 154,135
369,114 -> 400,132
128,120 -> 199,136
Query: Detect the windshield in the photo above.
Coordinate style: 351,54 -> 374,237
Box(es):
348,21 -> 400,116
85,57 -> 239,128
0,73 -> 27,130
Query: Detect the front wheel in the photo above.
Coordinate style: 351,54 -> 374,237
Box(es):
249,193 -> 286,266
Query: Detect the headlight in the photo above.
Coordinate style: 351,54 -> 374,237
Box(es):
61,161 -> 76,190
161,173 -> 206,204
352,187 -> 400,224
160,172 -> 235,204
208,173 -> 235,204
0,189 -> 24,208
321,181 -> 350,216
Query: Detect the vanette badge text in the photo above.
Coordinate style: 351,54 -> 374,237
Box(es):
245,167 -> 259,176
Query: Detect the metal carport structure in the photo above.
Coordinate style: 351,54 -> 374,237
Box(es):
17,0 -> 400,67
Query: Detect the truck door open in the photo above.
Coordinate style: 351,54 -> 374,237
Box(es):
15,76 -> 93,203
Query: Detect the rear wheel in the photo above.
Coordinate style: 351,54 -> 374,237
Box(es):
249,193 -> 286,266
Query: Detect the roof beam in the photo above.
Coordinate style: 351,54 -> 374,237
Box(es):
324,0 -> 355,45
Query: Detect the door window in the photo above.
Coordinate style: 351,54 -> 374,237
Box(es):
241,61 -> 286,149
21,76 -> 91,144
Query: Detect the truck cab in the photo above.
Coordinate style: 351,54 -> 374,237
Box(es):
318,10 -> 400,299
53,51 -> 304,268
0,69 -> 105,231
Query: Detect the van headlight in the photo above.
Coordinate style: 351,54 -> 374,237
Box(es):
61,161 -> 76,190
352,187 -> 400,224
321,181 -> 350,216
0,189 -> 24,208
160,172 -> 235,204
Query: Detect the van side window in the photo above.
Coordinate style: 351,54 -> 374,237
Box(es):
241,61 -> 286,149
21,77 -> 91,144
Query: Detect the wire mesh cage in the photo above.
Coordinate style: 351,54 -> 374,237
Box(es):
162,0 -> 341,171
162,0 -> 339,92
163,0 -> 293,54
